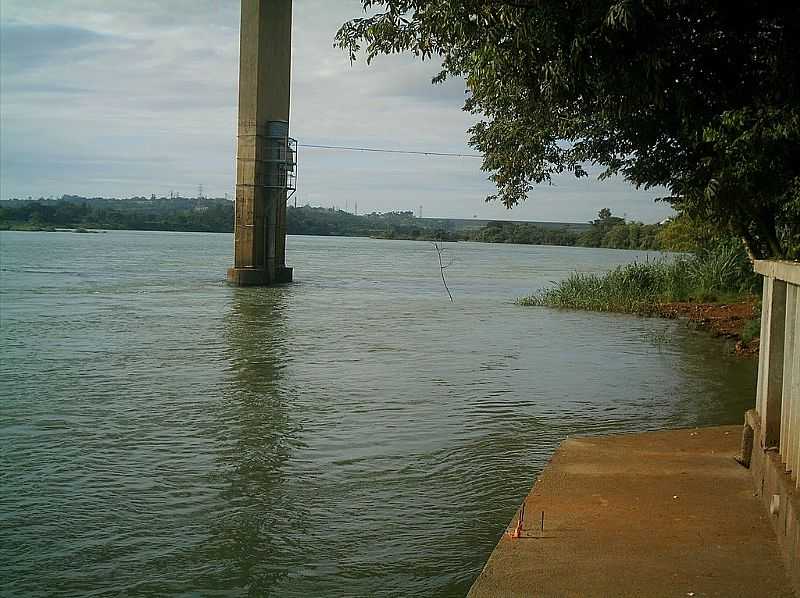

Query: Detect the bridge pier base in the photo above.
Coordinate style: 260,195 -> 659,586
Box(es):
227,266 -> 293,286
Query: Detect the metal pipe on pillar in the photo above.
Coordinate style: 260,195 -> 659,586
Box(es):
227,0 -> 295,286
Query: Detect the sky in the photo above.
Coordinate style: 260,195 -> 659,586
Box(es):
0,0 -> 675,223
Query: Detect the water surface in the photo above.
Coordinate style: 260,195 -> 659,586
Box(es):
0,231 -> 756,597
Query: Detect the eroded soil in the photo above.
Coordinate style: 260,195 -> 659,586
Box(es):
655,300 -> 759,355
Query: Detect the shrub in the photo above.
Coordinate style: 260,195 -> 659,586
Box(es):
518,239 -> 758,312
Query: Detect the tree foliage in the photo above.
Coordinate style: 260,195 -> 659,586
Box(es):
656,213 -> 719,253
0,198 -> 459,240
336,1 -> 800,259
0,196 -> 234,232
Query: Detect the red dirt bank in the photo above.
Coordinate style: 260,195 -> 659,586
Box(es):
655,300 -> 759,355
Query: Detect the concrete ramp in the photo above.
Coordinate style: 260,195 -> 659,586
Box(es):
468,426 -> 796,597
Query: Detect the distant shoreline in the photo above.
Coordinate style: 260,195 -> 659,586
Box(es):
1,198 -> 666,251
1,225 -> 675,252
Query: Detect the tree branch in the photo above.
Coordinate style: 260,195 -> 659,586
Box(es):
433,241 -> 455,302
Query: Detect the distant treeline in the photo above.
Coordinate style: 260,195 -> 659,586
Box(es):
467,208 -> 662,250
286,205 -> 461,241
0,196 -> 234,233
0,196 -> 670,250
0,196 -> 458,240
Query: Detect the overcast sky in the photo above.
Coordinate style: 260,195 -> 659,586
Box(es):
0,0 -> 674,223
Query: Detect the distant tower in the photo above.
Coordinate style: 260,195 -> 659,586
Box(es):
418,205 -> 423,219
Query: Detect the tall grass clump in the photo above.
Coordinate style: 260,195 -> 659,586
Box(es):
689,238 -> 760,299
518,240 -> 759,313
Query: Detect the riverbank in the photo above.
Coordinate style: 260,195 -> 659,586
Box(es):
522,294 -> 760,355
0,198 -> 670,250
468,426 -> 796,597
519,244 -> 762,355
656,300 -> 760,355
0,225 -> 106,234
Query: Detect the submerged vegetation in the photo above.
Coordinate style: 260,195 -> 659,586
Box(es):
519,239 -> 759,313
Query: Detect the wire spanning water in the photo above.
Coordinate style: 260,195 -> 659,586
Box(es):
0,231 -> 755,597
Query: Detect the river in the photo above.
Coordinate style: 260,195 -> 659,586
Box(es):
0,231 -> 756,597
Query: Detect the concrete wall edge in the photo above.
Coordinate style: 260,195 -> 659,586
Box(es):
744,412 -> 800,595
754,259 -> 800,285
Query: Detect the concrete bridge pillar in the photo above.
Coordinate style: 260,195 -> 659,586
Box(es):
227,0 -> 293,286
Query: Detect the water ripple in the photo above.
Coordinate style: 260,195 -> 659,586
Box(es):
0,231 -> 756,597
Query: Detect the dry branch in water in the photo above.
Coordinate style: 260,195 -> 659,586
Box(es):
432,241 -> 454,302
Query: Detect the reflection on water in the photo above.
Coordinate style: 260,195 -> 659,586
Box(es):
204,288 -> 301,593
667,325 -> 756,427
0,231 -> 756,597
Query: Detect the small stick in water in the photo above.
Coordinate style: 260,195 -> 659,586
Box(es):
432,241 -> 454,303
541,511 -> 545,533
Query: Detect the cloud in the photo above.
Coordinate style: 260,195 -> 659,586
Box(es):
0,22 -> 111,73
0,0 -> 673,223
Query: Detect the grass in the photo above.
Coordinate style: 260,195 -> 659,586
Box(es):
740,313 -> 762,344
518,240 -> 760,313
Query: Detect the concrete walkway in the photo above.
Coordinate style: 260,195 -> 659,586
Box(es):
468,426 -> 796,598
